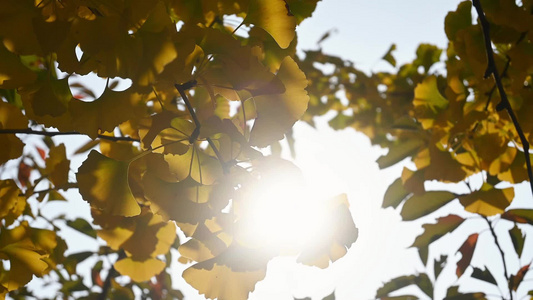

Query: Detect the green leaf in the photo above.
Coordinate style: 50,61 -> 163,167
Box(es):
376,273 -> 433,298
458,183 -> 514,216
400,191 -> 456,221
376,139 -> 424,169
411,215 -> 464,265
444,1 -> 472,41
382,44 -> 397,67
471,267 -> 497,286
502,209 -> 533,225
322,291 -> 335,300
434,255 -> 447,280
66,218 -> 97,239
508,224 -> 525,258
382,178 -> 409,209
445,285 -> 486,300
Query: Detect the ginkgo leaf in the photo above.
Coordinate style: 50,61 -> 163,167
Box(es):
114,257 -> 165,282
164,146 -> 223,185
0,101 -> 28,164
26,76 -> 72,117
142,171 -> 212,224
0,42 -> 37,89
297,194 -> 358,268
458,184 -> 514,216
411,215 -> 464,265
77,150 -> 140,217
445,1 -> 472,41
0,180 -> 26,225
94,209 -> 176,260
69,87 -> 145,139
284,0 -> 321,24
502,209 -> 533,225
456,233 -> 479,277
244,0 -> 297,49
45,143 -> 70,187
183,243 -> 270,300
250,56 -> 309,147
0,222 -> 56,292
413,76 -> 448,129
138,110 -> 192,151
401,191 -> 456,221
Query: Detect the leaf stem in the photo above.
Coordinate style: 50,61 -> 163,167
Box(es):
0,128 -> 139,143
175,81 -> 228,173
472,0 -> 533,197
483,216 -> 513,300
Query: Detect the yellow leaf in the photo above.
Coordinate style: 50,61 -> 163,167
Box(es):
77,150 -> 140,217
459,184 -> 514,216
142,171 -> 211,224
244,0 -> 297,49
183,243 -> 270,300
69,87 -> 145,139
413,76 -> 448,129
0,180 -> 26,226
250,56 -> 309,147
297,194 -> 358,268
114,257 -> 165,282
164,147 -> 223,185
26,76 -> 72,117
0,43 -> 36,89
0,222 -> 55,292
0,101 -> 28,164
45,143 -> 70,187
95,210 -> 176,259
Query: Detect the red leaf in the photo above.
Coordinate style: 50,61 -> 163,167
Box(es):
456,233 -> 479,277
510,264 -> 530,291
17,161 -> 32,188
73,94 -> 85,100
36,147 -> 46,160
91,269 -> 104,288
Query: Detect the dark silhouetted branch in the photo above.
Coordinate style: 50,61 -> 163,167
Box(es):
0,128 -> 139,143
473,0 -> 533,197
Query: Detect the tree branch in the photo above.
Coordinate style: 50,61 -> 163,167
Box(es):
0,128 -> 139,143
175,81 -> 229,173
484,216 -> 513,300
472,0 -> 533,197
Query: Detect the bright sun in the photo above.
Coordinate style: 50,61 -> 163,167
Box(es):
235,166 -> 330,252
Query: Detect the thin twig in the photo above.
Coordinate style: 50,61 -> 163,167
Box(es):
0,128 -> 139,143
472,0 -> 533,197
175,81 -> 228,173
483,216 -> 513,300
97,250 -> 126,300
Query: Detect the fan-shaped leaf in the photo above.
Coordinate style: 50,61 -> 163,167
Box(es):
77,150 -> 140,217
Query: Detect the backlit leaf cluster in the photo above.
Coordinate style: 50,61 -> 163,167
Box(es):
297,0 -> 533,298
0,0 -> 360,299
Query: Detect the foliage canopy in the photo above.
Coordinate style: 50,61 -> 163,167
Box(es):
1,0 -> 533,299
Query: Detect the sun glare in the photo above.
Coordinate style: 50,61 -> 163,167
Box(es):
236,171 -> 330,252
